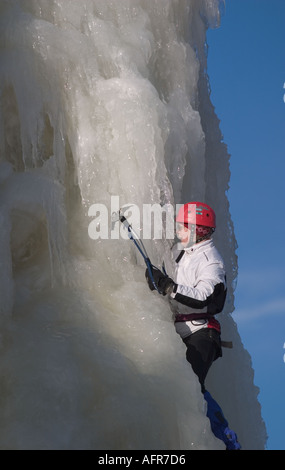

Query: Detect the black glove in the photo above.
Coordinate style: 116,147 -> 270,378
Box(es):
145,266 -> 176,296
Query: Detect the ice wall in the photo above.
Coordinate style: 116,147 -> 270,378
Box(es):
0,0 -> 267,449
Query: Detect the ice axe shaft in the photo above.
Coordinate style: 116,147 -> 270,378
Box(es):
112,208 -> 161,293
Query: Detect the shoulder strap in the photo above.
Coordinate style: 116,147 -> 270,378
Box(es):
175,250 -> 185,263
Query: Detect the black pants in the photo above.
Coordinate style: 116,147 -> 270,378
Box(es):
182,328 -> 222,393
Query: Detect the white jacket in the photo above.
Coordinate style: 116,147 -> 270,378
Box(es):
165,239 -> 227,339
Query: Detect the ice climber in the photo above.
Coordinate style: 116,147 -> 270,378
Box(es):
145,201 -> 241,450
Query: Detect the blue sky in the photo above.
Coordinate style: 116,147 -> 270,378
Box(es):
207,0 -> 285,450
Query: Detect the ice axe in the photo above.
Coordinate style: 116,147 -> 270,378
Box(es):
111,206 -> 163,293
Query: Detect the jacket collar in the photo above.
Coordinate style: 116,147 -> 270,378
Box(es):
184,238 -> 213,254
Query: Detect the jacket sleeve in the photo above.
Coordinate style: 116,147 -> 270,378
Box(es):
172,262 -> 227,315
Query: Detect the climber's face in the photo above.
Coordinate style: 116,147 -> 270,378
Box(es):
176,223 -> 191,245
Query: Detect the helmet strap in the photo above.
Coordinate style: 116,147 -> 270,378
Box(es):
189,223 -> 196,245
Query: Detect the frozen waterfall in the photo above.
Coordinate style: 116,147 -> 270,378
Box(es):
0,0 -> 267,450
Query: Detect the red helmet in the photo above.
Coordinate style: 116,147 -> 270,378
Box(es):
176,202 -> 216,228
